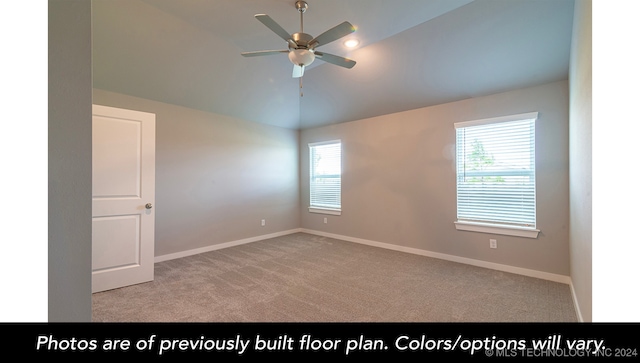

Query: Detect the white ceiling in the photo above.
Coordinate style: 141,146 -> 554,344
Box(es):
92,0 -> 575,129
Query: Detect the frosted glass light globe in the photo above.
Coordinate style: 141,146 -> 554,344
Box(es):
288,49 -> 315,66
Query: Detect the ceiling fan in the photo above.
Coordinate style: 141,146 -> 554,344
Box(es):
241,1 -> 357,88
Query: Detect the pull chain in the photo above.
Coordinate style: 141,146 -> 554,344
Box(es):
300,77 -> 303,97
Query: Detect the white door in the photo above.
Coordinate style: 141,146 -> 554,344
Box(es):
92,104 -> 156,293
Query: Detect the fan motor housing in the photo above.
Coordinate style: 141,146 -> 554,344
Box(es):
290,32 -> 314,49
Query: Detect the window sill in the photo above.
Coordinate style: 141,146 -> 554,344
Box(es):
309,207 -> 341,216
454,221 -> 539,238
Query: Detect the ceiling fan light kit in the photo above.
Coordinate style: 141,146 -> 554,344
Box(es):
241,1 -> 357,96
288,49 -> 315,67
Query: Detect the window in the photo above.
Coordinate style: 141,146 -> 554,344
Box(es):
309,140 -> 341,215
454,112 -> 539,238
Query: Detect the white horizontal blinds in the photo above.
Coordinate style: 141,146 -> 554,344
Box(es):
455,113 -> 537,227
309,141 -> 342,210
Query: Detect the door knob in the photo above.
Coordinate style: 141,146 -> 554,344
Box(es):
145,203 -> 153,209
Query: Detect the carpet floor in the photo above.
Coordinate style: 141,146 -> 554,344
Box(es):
92,233 -> 577,322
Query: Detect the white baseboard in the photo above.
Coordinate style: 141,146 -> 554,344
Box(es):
301,229 -> 572,285
154,228 -> 303,263
569,281 -> 585,322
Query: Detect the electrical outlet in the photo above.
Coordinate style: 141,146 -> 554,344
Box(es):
324,217 -> 328,224
261,219 -> 266,226
490,239 -> 497,249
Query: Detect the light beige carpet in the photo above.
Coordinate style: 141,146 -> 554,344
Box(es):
92,233 -> 577,322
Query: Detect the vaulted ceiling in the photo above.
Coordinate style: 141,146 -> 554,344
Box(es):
92,0 -> 575,129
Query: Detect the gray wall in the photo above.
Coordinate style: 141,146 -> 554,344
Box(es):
300,80 -> 570,276
93,89 -> 300,257
569,0 -> 592,322
48,0 -> 93,322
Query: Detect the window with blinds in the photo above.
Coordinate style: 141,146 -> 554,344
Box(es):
309,140 -> 341,215
454,112 -> 538,236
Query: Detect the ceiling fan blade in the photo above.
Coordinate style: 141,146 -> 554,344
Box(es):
292,64 -> 305,78
255,14 -> 293,44
241,50 -> 289,57
309,21 -> 356,49
314,51 -> 356,69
